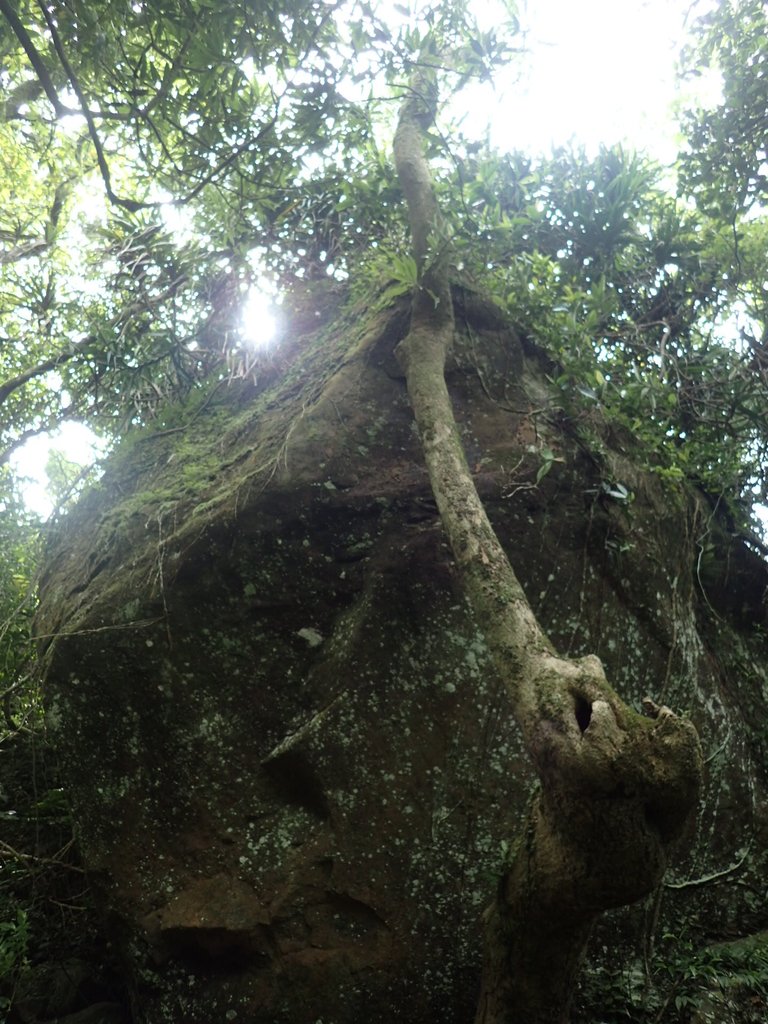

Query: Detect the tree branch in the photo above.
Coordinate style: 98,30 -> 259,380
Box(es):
34,0 -> 145,213
0,416 -> 72,467
0,347 -> 80,409
392,48 -> 702,1024
0,0 -> 147,202
2,1 -> 280,214
2,77 -> 46,119
0,180 -> 71,263
393,64 -> 554,729
0,0 -> 77,116
0,240 -> 48,264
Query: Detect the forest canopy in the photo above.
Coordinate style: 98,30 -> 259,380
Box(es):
0,1 -> 767,554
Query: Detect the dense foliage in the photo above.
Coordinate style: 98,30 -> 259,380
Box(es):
0,0 -> 765,530
0,476 -> 37,735
0,0 -> 368,459
455,144 -> 768,525
0,0 -> 510,462
680,0 -> 768,220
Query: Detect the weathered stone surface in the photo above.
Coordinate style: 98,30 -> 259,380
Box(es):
35,286 -> 768,1022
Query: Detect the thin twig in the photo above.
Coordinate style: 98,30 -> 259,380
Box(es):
31,618 -> 163,642
665,844 -> 751,890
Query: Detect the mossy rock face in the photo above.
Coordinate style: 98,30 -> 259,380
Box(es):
35,286 -> 768,1023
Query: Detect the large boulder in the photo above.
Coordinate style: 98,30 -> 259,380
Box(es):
35,285 -> 768,1022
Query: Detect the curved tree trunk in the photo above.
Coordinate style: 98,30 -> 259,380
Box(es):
393,69 -> 702,1024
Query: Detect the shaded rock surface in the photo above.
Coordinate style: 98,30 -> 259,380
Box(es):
35,286 -> 768,1022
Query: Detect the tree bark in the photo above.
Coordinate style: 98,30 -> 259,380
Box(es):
393,70 -> 702,1024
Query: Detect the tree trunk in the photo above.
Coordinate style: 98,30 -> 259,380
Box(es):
393,67 -> 702,1024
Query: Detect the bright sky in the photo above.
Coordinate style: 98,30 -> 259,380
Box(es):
10,0 -> 706,517
499,0 -> 700,160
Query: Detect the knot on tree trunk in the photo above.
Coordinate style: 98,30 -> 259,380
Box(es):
476,652 -> 702,1024
526,651 -> 701,870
